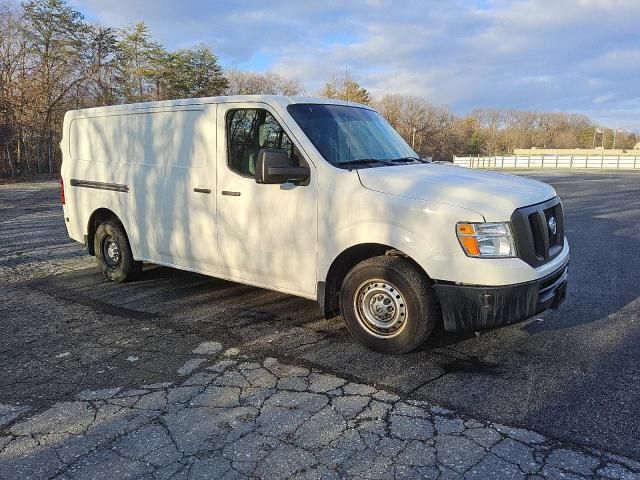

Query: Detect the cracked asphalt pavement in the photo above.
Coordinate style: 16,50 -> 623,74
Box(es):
1,172 -> 640,479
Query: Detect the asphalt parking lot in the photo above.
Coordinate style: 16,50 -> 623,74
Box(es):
1,171 -> 639,479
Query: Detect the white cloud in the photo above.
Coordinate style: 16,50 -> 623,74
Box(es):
71,0 -> 640,128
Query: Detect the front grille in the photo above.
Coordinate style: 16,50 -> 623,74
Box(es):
510,197 -> 565,267
544,205 -> 562,248
528,212 -> 545,259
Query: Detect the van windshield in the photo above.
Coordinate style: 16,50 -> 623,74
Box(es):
287,104 -> 423,169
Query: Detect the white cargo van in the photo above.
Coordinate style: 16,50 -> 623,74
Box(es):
61,95 -> 569,353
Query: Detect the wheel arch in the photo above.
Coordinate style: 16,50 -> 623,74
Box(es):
319,242 -> 431,319
86,208 -> 127,256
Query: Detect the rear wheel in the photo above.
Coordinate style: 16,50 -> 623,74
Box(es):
94,220 -> 142,282
340,256 -> 437,354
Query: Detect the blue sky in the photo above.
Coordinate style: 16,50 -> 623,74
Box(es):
71,0 -> 640,129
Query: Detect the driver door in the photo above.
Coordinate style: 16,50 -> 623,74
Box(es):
215,103 -> 318,297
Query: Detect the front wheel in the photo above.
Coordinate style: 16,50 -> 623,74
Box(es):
340,256 -> 437,354
94,220 -> 142,282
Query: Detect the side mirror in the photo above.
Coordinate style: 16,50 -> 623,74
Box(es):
255,148 -> 310,184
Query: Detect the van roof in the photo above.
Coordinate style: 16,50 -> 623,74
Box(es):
65,95 -> 374,117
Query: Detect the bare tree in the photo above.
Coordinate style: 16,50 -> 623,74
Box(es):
373,94 -> 457,160
0,1 -> 24,176
225,69 -> 304,96
84,26 -> 118,107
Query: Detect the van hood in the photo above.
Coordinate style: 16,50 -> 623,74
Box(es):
357,163 -> 556,221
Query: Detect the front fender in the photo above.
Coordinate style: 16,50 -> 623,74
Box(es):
318,192 -> 485,282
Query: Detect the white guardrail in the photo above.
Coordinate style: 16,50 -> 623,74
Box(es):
453,155 -> 640,169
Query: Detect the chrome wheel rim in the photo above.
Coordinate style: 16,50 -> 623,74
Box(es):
353,279 -> 408,338
102,236 -> 121,267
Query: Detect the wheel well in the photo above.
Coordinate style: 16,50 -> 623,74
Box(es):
321,243 -> 430,319
86,208 -> 122,256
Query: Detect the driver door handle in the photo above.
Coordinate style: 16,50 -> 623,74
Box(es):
193,188 -> 211,194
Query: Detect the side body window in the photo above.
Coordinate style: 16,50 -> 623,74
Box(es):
227,108 -> 303,177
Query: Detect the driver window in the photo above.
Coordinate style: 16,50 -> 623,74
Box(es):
227,108 -> 302,177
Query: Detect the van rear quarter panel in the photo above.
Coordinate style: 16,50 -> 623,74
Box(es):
62,106 -> 215,262
62,113 -> 133,247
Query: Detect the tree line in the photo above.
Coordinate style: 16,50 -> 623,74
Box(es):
1,0 -> 636,178
0,0 -> 302,177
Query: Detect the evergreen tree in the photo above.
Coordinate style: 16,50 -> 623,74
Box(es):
163,44 -> 228,99
469,131 -> 484,155
320,78 -> 371,104
114,22 -> 166,103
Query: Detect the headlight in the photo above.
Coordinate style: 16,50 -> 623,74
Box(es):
456,222 -> 517,258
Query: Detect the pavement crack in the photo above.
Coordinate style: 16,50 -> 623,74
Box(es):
405,371 -> 450,395
289,334 -> 330,351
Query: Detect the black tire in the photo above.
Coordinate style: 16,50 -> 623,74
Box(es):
94,220 -> 142,282
340,256 -> 437,354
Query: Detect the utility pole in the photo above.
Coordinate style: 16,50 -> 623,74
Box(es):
613,128 -> 620,149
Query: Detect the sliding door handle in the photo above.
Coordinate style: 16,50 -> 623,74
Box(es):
194,188 -> 211,194
221,191 -> 241,196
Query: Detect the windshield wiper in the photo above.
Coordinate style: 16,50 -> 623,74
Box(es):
388,156 -> 431,164
343,158 -> 397,170
341,157 -> 429,170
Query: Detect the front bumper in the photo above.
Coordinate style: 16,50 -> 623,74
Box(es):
433,258 -> 569,332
